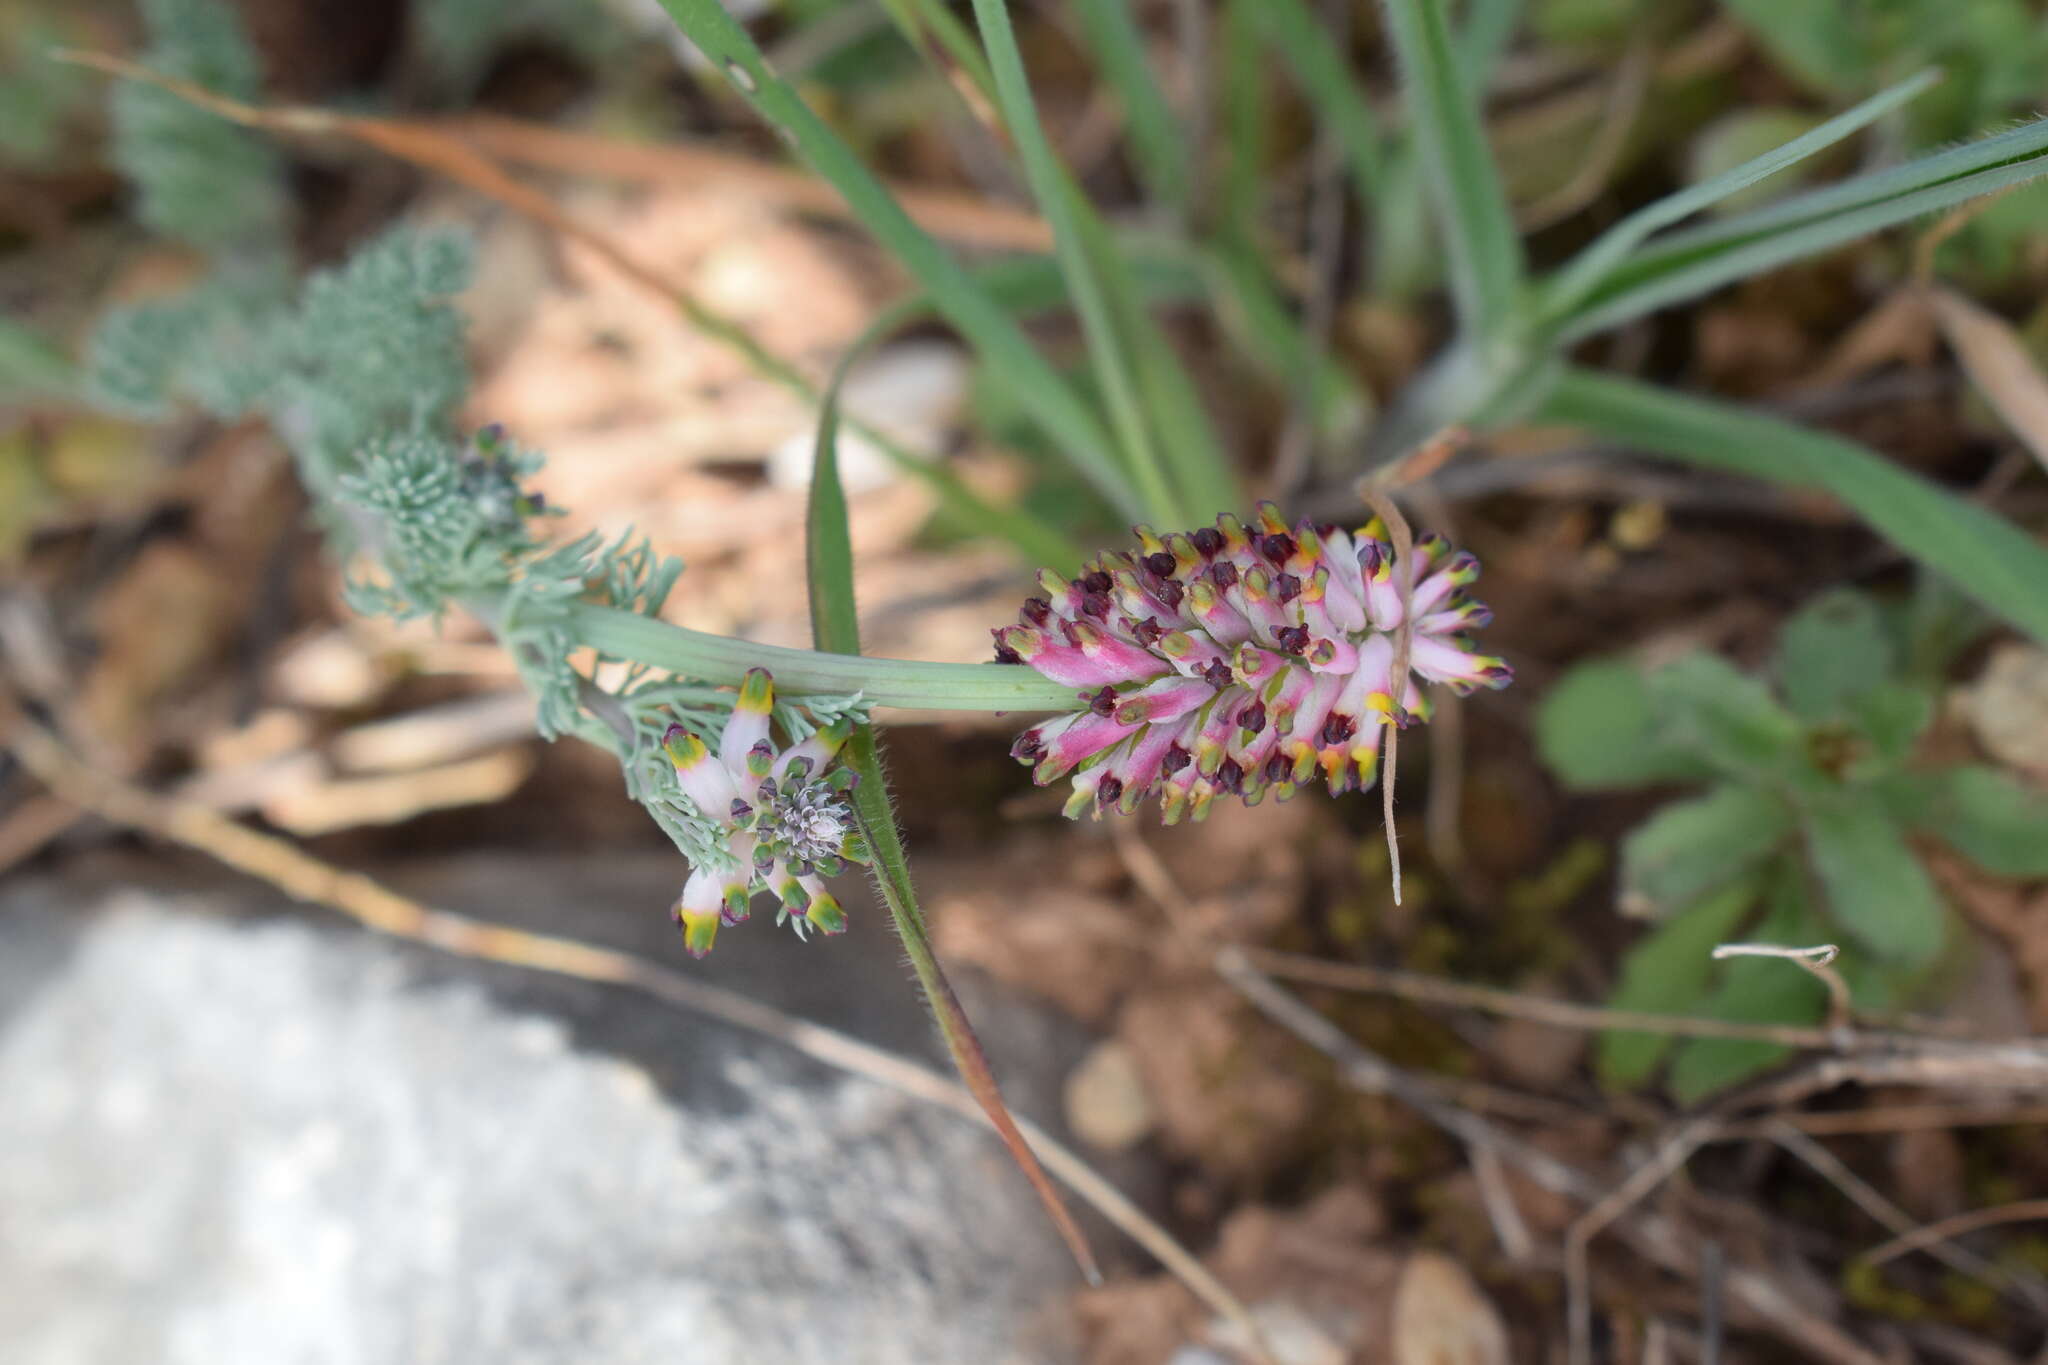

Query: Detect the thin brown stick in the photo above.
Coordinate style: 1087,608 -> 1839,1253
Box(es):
1220,949 -> 1888,1365
1861,1200 -> 2048,1271
1767,1123 -> 2048,1317
1242,947 -> 1855,1050
1712,941 -> 1853,1034
0,698 -> 1273,1361
1566,1119 -> 1719,1365
1725,1102 -> 2048,1140
445,113 -> 1053,251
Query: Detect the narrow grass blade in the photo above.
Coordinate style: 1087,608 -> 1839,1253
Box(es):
1379,0 -> 1525,332
1218,0 -> 1269,248
1454,0 -> 1524,85
1077,212 -> 1242,522
968,0 -> 1184,526
805,362 -> 1103,1285
651,0 -> 1146,521
1201,240 -> 1372,438
1071,0 -> 1190,212
1540,367 -> 2048,647
875,0 -> 996,98
1554,114 -> 2048,341
1251,0 -> 1387,198
1555,148 -> 2048,342
1543,68 -> 1940,321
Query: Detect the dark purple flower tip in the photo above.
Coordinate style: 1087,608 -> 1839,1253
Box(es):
1143,551 -> 1177,578
1191,526 -> 1225,557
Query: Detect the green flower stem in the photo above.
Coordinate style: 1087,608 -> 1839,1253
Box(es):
558,601 -> 1079,712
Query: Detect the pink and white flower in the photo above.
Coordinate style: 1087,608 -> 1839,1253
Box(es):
997,504 -> 1511,822
661,668 -> 864,956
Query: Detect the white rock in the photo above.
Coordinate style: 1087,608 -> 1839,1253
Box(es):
0,891 -> 1078,1365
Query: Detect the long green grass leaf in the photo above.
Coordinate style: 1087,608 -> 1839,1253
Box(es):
968,0 -> 1184,525
1556,149 -> 2048,341
1554,114 -> 2048,340
805,350 -> 1102,1284
651,0 -> 1146,521
1539,368 -> 2048,647
1379,0 -> 1525,332
1251,0 -> 1387,198
1201,240 -> 1371,438
1070,0 -> 1190,211
1543,68 -> 1940,321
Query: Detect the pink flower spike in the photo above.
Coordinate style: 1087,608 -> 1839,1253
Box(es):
995,508 -> 1509,821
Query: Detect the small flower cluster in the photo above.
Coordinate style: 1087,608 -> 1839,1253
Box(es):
998,504 -> 1511,822
662,668 -> 866,957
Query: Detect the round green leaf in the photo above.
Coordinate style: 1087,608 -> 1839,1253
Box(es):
1803,792 -> 1948,964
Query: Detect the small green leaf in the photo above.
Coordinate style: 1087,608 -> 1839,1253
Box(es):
1619,783 -> 1791,918
1598,877 -> 1760,1089
1379,0 -> 1527,333
1803,790 -> 1948,965
1537,657 -> 1715,790
1650,652 -> 1806,779
1846,682 -> 1934,771
1775,589 -> 1894,721
1911,765 -> 2048,878
1667,868 -> 1828,1103
1667,959 -> 1824,1103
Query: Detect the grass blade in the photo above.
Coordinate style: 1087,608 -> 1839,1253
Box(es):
1379,0 -> 1525,332
805,351 -> 1102,1285
1539,367 -> 2048,647
968,0 -> 1184,525
651,0 -> 1146,522
1251,0 -> 1387,199
1554,148 -> 2048,342
1070,0 -> 1190,212
1201,239 -> 1372,438
1553,113 -> 2048,341
1543,68 -> 1940,321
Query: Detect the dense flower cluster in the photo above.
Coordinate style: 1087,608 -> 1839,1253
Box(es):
662,668 -> 865,956
997,504 -> 1511,822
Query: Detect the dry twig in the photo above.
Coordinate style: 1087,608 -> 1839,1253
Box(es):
1711,942 -> 1853,1035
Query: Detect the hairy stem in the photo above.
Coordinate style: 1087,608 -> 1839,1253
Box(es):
542,602 -> 1078,712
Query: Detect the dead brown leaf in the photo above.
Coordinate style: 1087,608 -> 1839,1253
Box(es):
1928,285 -> 2048,474
1117,983 -> 1319,1179
1390,1252 -> 1511,1365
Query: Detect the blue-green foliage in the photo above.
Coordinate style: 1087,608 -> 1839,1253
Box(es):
0,19 -> 92,165
110,0 -> 287,251
85,259 -> 291,418
268,229 -> 474,491
1539,587 -> 2048,1101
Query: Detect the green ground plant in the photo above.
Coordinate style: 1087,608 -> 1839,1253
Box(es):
1539,587 -> 2048,1100
36,0 -> 2048,1260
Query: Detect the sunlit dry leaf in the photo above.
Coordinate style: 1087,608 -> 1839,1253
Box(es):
1929,285 -> 2048,474
1391,1251 -> 1510,1365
